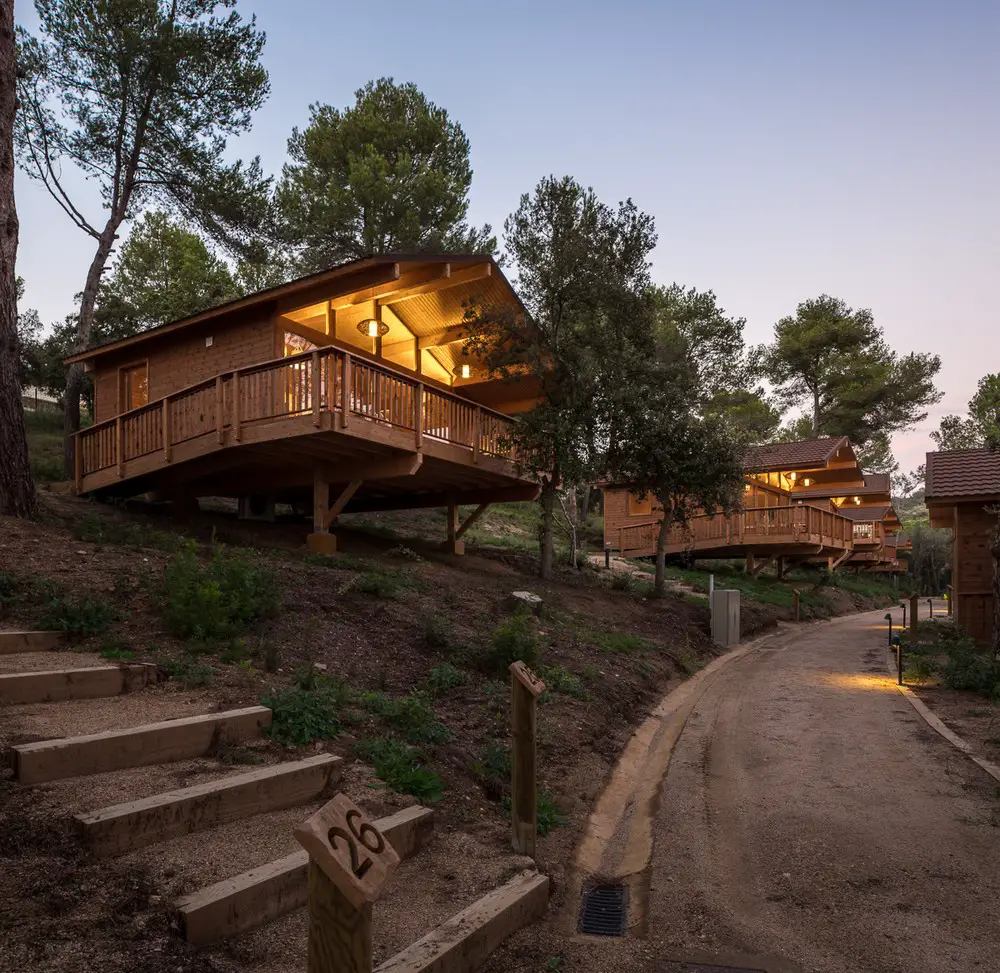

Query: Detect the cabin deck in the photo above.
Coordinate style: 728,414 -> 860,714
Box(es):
614,505 -> 853,560
73,346 -> 536,511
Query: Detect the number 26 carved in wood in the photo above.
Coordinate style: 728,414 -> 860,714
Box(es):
295,793 -> 400,909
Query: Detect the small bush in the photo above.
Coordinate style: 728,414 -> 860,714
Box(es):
343,568 -> 418,600
594,631 -> 651,654
163,543 -> 280,644
485,614 -> 540,672
263,684 -> 344,745
97,634 -> 136,661
538,664 -> 587,699
427,663 -> 467,694
160,657 -> 216,687
40,593 -> 117,637
262,642 -> 280,673
360,691 -> 451,744
943,645 -> 1000,698
359,736 -> 444,802
421,613 -> 453,650
471,741 -> 510,795
0,571 -> 19,606
385,545 -> 424,562
609,572 -> 636,592
905,655 -> 938,683
536,788 -> 567,835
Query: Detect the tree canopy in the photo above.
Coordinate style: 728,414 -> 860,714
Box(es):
276,78 -> 495,275
759,294 -> 941,468
16,0 -> 271,471
931,373 -> 1000,451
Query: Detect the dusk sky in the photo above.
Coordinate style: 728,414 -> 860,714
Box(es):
15,1 -> 999,474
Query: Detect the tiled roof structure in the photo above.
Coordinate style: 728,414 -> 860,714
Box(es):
836,504 -> 892,522
926,450 -> 1000,500
744,437 -> 849,472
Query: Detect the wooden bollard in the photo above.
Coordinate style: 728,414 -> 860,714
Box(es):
295,793 -> 400,973
909,593 -> 919,646
510,661 -> 545,859
793,590 -> 800,622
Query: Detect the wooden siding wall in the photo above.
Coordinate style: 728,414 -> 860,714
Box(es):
93,314 -> 276,424
953,503 -> 997,645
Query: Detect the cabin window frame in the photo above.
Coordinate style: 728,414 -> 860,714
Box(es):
117,359 -> 149,414
628,492 -> 654,517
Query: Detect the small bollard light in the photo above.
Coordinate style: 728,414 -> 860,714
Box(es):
899,601 -> 907,629
927,598 -> 934,620
885,612 -> 893,646
604,544 -> 611,569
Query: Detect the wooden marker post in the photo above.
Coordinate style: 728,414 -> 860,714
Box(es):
294,793 -> 400,973
793,590 -> 800,623
510,661 -> 545,859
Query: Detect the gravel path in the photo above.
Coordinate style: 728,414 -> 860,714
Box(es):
644,609 -> 1000,972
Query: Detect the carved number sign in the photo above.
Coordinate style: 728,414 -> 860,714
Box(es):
294,793 -> 400,909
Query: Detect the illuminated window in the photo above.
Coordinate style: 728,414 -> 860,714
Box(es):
121,364 -> 148,411
283,332 -> 319,357
628,493 -> 653,516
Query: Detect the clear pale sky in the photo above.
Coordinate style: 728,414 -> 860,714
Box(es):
15,1 -> 1000,474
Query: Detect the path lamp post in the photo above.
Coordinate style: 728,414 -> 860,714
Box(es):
927,598 -> 934,620
604,544 -> 612,569
885,612 -> 893,647
900,602 -> 907,629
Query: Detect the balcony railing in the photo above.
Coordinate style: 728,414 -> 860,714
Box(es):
617,504 -> 853,557
74,347 -> 520,488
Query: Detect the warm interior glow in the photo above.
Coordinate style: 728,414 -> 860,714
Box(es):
366,320 -> 379,338
802,477 -> 812,486
853,496 -> 861,504
788,471 -> 797,481
460,363 -> 471,379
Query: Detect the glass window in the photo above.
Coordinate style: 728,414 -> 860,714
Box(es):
122,364 -> 148,410
628,492 -> 653,516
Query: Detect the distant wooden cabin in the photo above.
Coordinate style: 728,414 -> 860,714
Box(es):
66,254 -> 540,554
925,450 -> 1000,644
603,436 -> 907,574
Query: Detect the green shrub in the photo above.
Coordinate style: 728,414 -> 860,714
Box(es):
73,515 -> 182,551
538,664 -> 587,699
608,572 -> 636,592
359,736 -> 444,802
471,741 -> 510,788
263,684 -> 344,745
943,646 -> 1000,697
485,614 -> 540,672
163,543 -> 280,643
360,691 -> 451,743
160,657 -> 216,687
427,663 -> 467,694
343,568 -> 418,599
385,545 -> 424,562
594,631 -> 651,654
0,571 -> 21,607
905,655 -> 938,683
97,634 -> 136,661
421,613 -> 453,650
40,593 -> 117,637
536,788 -> 567,835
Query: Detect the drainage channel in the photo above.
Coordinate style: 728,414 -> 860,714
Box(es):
578,883 -> 629,937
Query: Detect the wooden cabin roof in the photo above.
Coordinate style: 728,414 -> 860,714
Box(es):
836,504 -> 893,522
743,437 -> 851,473
925,449 -> 1000,502
66,253 -> 523,366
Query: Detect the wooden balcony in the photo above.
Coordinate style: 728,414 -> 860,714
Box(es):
616,505 -> 854,560
851,521 -> 883,547
73,347 -> 535,509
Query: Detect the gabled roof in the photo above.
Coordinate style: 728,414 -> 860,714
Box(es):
66,252 -> 520,365
793,480 -> 890,500
926,449 -> 1000,502
743,437 -> 851,473
863,473 -> 890,492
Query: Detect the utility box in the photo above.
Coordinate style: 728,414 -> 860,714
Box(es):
711,589 -> 741,647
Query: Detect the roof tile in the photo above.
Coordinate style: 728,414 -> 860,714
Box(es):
743,437 -> 849,472
926,450 -> 1000,500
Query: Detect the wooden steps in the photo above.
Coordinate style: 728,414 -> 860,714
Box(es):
0,630 -> 63,654
0,664 -> 157,705
11,706 -> 272,784
76,753 -> 342,857
375,870 -> 550,973
176,805 -> 435,946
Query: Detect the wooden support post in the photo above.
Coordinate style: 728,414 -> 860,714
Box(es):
163,396 -> 173,460
793,590 -> 800,623
342,353 -> 352,429
116,416 -> 124,478
510,662 -> 545,859
947,584 -> 953,616
444,496 -> 464,556
473,406 -> 482,464
231,373 -> 241,442
415,382 -> 424,450
776,556 -> 785,580
295,793 -> 400,973
74,435 -> 82,493
910,593 -> 918,645
456,503 -> 490,541
312,351 -> 322,427
216,375 -> 225,445
309,472 -> 336,555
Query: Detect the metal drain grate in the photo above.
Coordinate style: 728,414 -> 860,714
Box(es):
578,883 -> 628,936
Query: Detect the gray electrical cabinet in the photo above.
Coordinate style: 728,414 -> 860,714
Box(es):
711,589 -> 741,647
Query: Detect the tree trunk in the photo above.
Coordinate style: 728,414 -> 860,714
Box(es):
654,514 -> 671,596
580,484 -> 592,522
812,386 -> 821,437
63,226 -> 118,474
539,477 -> 556,580
0,0 -> 34,518
566,486 -> 578,568
991,511 -> 1000,661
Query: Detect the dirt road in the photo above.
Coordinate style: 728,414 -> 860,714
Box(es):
645,608 -> 1000,972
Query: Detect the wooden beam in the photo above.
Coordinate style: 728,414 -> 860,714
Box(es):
0,664 -> 156,705
76,754 -> 342,858
324,479 -> 363,530
276,264 -> 401,317
379,263 -> 491,307
330,264 -> 449,310
176,805 -> 435,946
455,503 -> 490,540
12,706 -> 271,785
341,485 -> 541,515
0,631 -> 63,655
384,324 -> 468,353
374,871 -> 549,973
